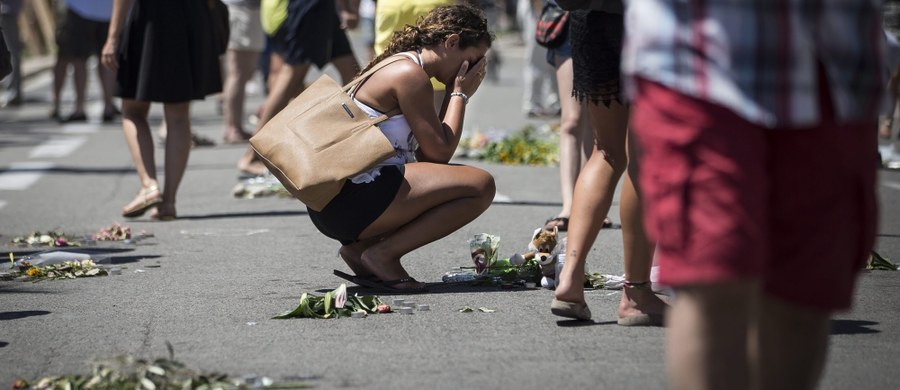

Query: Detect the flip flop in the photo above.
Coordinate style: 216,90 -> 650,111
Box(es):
544,217 -> 569,231
352,274 -> 430,294
333,269 -> 381,286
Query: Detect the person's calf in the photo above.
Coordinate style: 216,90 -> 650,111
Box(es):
756,294 -> 830,390
667,281 -> 757,390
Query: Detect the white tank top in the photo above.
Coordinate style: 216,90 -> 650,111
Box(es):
349,51 -> 422,184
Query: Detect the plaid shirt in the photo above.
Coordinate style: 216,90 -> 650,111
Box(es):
622,0 -> 887,128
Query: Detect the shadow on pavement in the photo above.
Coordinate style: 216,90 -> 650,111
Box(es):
178,210 -> 307,220
0,310 -> 51,320
0,286 -> 59,295
830,319 -> 880,335
332,283 -> 538,296
107,254 -> 161,265
557,319 -> 618,327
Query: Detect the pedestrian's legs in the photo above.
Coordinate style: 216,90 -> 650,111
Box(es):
71,58 -> 88,116
238,62 -> 311,175
222,49 -> 259,143
331,53 -> 360,84
0,12 -> 21,105
554,101 -> 628,305
667,282 -> 756,390
756,295 -> 829,390
547,55 -> 590,227
98,59 -> 118,120
157,101 -> 192,219
618,150 -> 666,323
120,99 -> 160,213
51,58 -> 70,118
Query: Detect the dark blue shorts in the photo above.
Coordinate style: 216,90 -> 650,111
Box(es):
270,0 -> 354,67
307,165 -> 404,245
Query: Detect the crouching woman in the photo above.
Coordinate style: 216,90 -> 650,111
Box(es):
308,4 -> 496,293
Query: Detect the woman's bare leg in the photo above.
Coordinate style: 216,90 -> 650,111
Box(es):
554,101 -> 629,304
223,49 -> 260,142
120,99 -> 158,211
160,102 -> 192,211
550,56 -> 591,225
356,163 -> 496,287
619,161 -> 666,320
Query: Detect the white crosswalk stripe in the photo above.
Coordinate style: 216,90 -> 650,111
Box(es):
29,136 -> 87,158
0,162 -> 56,190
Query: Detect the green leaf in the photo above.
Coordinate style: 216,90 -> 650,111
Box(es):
458,306 -> 474,313
272,293 -> 311,319
324,291 -> 332,315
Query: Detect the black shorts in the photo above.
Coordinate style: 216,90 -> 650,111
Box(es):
307,165 -> 404,245
570,10 -> 624,107
56,8 -> 109,58
270,0 -> 354,67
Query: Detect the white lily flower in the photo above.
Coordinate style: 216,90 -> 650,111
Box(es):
334,283 -> 347,309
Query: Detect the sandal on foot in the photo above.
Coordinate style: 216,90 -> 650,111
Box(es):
122,186 -> 163,218
333,270 -> 380,286
191,133 -> 216,148
617,313 -> 664,327
544,217 -> 569,231
353,275 -> 429,294
551,298 -> 592,320
149,203 -> 177,221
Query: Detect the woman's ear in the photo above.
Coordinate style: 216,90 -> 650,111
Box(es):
444,33 -> 460,49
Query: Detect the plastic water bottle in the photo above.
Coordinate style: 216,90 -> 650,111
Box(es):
442,269 -> 479,283
553,237 -> 567,281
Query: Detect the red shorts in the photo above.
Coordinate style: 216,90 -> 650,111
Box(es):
631,78 -> 878,311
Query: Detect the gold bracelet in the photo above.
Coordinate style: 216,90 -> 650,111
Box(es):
449,91 -> 469,105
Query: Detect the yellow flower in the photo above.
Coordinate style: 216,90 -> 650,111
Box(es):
25,267 -> 43,277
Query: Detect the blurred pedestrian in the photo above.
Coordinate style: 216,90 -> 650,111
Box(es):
0,0 -> 21,107
358,0 -> 376,61
539,0 -> 607,232
102,0 -> 223,220
518,0 -> 558,117
51,0 -> 119,123
550,2 -> 665,326
623,0 -> 883,388
221,0 -> 264,144
238,0 -> 361,176
319,4 -> 494,293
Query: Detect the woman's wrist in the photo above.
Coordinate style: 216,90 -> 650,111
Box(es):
449,91 -> 469,105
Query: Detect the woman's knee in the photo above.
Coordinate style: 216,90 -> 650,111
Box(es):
467,168 -> 496,202
121,101 -> 150,122
163,103 -> 191,129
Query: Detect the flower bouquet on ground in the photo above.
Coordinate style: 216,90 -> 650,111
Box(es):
1,254 -> 108,282
10,230 -> 80,247
273,284 -> 389,319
